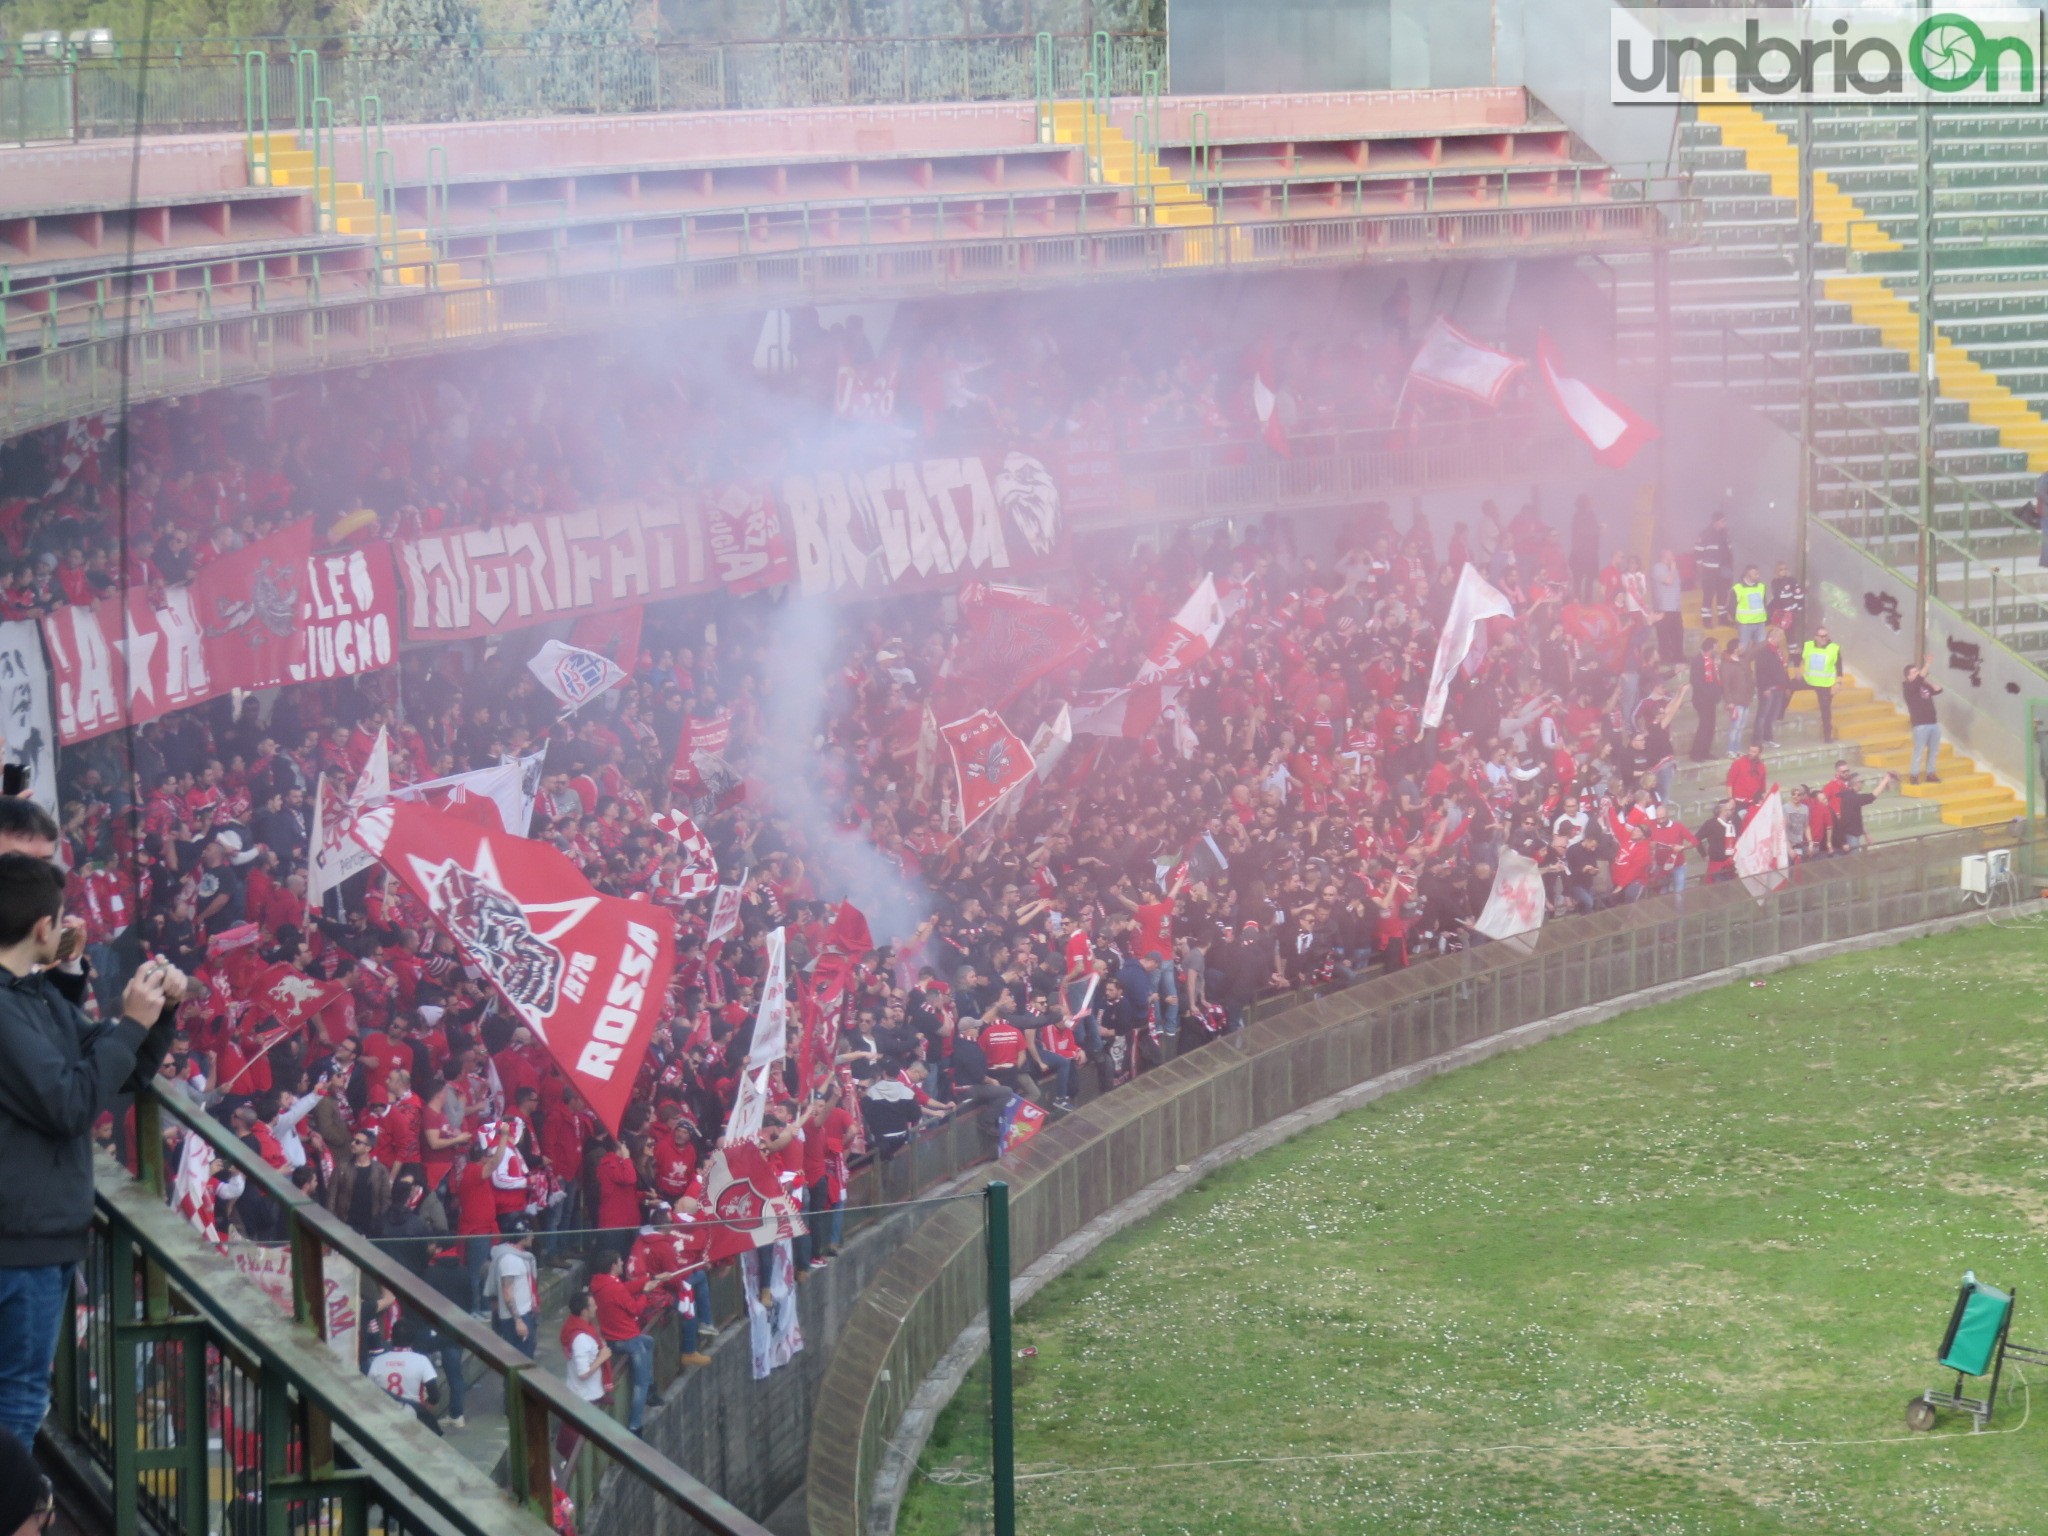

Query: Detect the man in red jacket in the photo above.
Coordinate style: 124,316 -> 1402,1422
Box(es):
590,1249 -> 661,1435
1727,745 -> 1767,810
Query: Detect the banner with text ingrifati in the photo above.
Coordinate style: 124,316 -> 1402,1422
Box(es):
42,522 -> 400,744
395,448 -> 1069,638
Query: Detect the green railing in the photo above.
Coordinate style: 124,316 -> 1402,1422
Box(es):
5,30 -> 1166,138
51,1081 -> 773,1536
807,818 -> 2044,1536
0,196 -> 1699,439
1714,323 -> 2048,656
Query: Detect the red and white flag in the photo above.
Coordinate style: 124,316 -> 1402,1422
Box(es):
1252,373 -> 1289,457
940,708 -> 1035,832
701,1139 -> 806,1263
1537,329 -> 1659,468
1734,789 -> 1791,900
1138,574 -> 1231,681
1421,564 -> 1517,729
350,801 -> 677,1135
652,808 -> 719,901
46,414 -> 108,496
670,710 -> 734,796
725,925 -> 789,1143
173,1131 -> 226,1251
1068,684 -> 1178,740
1408,318 -> 1525,407
706,877 -> 745,944
246,961 -> 353,1040
389,751 -> 545,838
307,728 -> 391,903
1472,849 -> 1547,954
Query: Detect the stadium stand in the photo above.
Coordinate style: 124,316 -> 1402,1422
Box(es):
2,18 -> 2038,1536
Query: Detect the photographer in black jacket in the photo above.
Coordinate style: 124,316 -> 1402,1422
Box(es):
0,853 -> 184,1449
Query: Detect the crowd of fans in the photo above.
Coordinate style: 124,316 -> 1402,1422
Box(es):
0,295 -> 1908,1460
0,281 -> 1516,605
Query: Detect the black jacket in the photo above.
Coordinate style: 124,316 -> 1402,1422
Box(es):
0,964 -> 176,1266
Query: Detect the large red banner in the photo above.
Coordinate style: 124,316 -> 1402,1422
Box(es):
43,522 -> 399,743
397,447 -> 1070,638
350,801 -> 677,1135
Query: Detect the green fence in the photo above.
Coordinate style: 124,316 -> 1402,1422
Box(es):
806,818 -> 2042,1536
3,31 -> 1165,139
50,1083 -> 776,1536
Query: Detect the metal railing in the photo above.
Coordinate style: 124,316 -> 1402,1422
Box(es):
805,817 -> 2044,1536
0,198 -> 1699,439
3,30 -> 1167,140
1712,324 -> 2048,656
52,1080 -> 775,1536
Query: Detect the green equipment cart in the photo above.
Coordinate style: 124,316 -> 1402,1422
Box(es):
1907,1274 -> 2048,1431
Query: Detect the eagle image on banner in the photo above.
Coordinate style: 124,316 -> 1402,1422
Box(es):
1734,789 -> 1792,901
1472,849 -> 1547,954
350,801 -> 677,1134
940,708 -> 1035,832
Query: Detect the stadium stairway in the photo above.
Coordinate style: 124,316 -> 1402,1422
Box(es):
1680,603 -> 2025,829
249,130 -> 463,289
1613,100 -> 2048,568
1047,100 -> 1216,228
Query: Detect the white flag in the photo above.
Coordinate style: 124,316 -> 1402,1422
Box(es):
1473,849 -> 1546,953
1734,790 -> 1791,900
1029,703 -> 1073,782
1421,565 -> 1516,728
388,750 -> 545,837
1407,318 -> 1525,407
527,639 -> 626,711
307,728 -> 390,902
726,929 -> 787,1143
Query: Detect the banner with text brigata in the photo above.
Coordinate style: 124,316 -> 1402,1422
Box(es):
395,447 -> 1069,639
44,522 -> 400,744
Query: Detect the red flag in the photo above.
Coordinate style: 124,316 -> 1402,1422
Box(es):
825,900 -> 873,959
670,710 -> 733,795
1537,329 -> 1659,468
1068,684 -> 1176,740
935,582 -> 1093,716
701,1140 -> 807,1262
569,606 -> 643,667
349,802 -> 677,1135
246,961 -> 354,1041
940,708 -> 1035,833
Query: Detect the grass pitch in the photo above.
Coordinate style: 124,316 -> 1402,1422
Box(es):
900,921 -> 2048,1535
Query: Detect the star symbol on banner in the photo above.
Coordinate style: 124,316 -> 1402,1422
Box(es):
118,626 -> 159,705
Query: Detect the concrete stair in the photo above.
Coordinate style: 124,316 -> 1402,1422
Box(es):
246,132 -> 472,291
1049,101 -> 1216,229
1784,670 -> 2026,828
1699,98 -> 2048,475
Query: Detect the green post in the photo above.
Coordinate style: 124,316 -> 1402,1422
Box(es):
1914,0 -> 1934,657
986,1180 -> 1016,1536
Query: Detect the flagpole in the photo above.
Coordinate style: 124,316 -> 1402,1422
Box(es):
985,1180 -> 1017,1536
